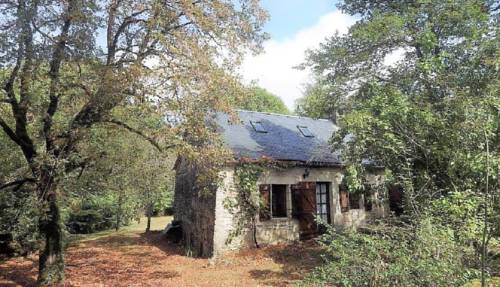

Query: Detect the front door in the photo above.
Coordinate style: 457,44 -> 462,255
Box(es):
292,182 -> 316,239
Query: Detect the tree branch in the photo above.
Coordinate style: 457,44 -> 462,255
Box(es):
0,116 -> 21,145
103,119 -> 174,152
43,0 -> 75,152
0,178 -> 36,191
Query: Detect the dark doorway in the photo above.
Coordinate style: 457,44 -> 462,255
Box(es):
292,182 -> 317,239
389,186 -> 404,216
271,184 -> 287,218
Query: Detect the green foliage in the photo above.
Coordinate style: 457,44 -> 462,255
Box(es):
0,190 -> 39,256
300,217 -> 479,287
153,186 -> 174,215
295,79 -> 337,119
1,0 -> 268,283
238,86 -> 289,114
61,119 -> 175,232
299,1 -> 499,285
301,0 -> 499,230
65,195 -> 116,234
224,162 -> 264,244
343,165 -> 365,194
429,191 -> 484,245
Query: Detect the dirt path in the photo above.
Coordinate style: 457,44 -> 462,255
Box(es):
0,217 -> 322,286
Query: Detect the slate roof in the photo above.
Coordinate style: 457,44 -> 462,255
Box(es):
214,110 -> 342,166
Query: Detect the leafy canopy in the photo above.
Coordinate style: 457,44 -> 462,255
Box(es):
238,86 -> 289,114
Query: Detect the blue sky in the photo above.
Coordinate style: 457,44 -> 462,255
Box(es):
241,1 -> 354,110
261,0 -> 338,41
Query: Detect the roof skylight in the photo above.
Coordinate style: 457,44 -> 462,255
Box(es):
297,125 -> 314,137
250,120 -> 267,133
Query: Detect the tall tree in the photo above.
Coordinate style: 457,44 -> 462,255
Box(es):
238,86 -> 290,114
0,0 -> 267,285
302,0 -> 499,282
295,79 -> 336,119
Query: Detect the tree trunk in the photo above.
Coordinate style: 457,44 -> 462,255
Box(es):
146,202 -> 153,233
116,190 -> 122,231
252,217 -> 259,248
38,190 -> 65,286
146,210 -> 152,233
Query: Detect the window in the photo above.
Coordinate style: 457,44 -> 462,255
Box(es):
364,195 -> 373,211
271,184 -> 287,217
349,192 -> 361,209
364,185 -> 373,211
339,181 -> 362,212
297,125 -> 314,137
250,120 -> 267,133
316,183 -> 330,223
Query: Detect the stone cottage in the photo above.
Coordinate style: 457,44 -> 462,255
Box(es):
173,110 -> 388,257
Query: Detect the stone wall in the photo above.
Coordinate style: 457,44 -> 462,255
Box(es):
177,163 -> 388,257
213,166 -> 388,255
331,171 -> 387,228
173,158 -> 216,257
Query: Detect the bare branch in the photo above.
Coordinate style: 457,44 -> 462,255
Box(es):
102,118 -> 176,152
65,82 -> 93,98
43,0 -> 75,151
0,178 -> 36,191
103,118 -> 162,151
0,116 -> 20,145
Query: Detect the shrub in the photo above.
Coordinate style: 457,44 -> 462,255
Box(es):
65,194 -> 117,234
299,217 -> 480,287
0,189 -> 39,256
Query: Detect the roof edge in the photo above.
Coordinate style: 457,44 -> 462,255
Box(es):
234,109 -> 332,123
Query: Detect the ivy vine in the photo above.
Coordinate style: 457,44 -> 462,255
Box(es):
224,158 -> 286,247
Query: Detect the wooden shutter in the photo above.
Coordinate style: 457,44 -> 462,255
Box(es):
340,191 -> 349,212
291,182 -> 317,239
259,184 -> 271,221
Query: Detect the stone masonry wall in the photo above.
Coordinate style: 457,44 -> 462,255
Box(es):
176,162 -> 388,257
173,158 -> 216,257
212,166 -> 388,255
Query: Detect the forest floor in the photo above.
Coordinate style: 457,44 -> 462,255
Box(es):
0,216 -> 323,287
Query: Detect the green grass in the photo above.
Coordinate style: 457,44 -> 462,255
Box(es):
464,277 -> 500,287
69,216 -> 173,243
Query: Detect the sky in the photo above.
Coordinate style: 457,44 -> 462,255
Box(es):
241,0 -> 356,111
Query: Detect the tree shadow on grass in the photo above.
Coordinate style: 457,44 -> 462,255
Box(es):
0,231 -> 183,287
65,231 -> 181,285
247,240 -> 324,286
138,231 -> 185,256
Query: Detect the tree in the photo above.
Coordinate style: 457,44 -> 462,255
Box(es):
130,146 -> 174,233
301,0 -> 499,284
238,86 -> 289,114
0,1 -> 267,285
304,0 -> 499,212
295,79 -> 336,119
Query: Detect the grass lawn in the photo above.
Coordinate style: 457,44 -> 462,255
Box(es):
68,216 -> 173,244
0,216 -> 322,287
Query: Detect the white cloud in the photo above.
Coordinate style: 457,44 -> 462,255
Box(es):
241,10 -> 356,111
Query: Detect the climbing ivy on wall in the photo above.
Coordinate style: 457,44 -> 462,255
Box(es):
224,161 -> 264,247
224,158 -> 286,247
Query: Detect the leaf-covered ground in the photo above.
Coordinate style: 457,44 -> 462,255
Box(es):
0,217 -> 322,286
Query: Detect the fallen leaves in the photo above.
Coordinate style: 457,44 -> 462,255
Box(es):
0,231 -> 322,287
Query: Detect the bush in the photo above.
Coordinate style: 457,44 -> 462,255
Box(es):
65,195 -> 117,234
429,191 -> 483,244
299,217 -> 480,287
0,189 -> 39,256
